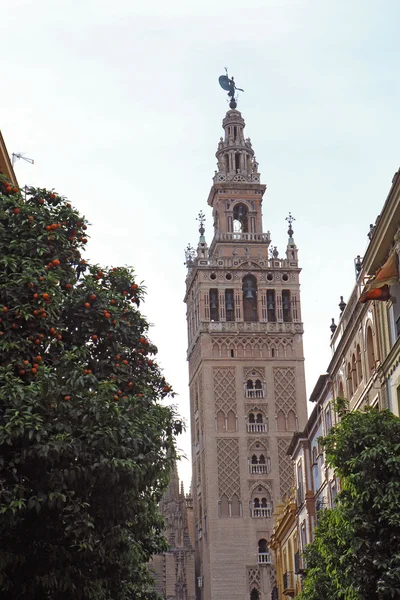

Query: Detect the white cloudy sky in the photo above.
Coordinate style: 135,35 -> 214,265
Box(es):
2,0 -> 400,489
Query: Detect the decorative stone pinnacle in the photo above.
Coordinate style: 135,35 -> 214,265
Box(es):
286,212 -> 295,238
184,243 -> 195,267
197,210 -> 206,237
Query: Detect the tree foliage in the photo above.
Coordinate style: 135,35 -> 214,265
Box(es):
0,176 -> 181,599
299,404 -> 400,600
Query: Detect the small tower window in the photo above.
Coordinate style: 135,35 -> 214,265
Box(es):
242,275 -> 258,322
267,290 -> 276,322
282,290 -> 291,322
209,289 -> 219,321
233,203 -> 248,233
235,153 -> 240,173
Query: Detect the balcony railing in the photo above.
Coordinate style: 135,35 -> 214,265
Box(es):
249,464 -> 269,475
252,507 -> 272,518
258,552 -> 272,565
247,423 -> 267,433
215,232 -> 271,243
245,388 -> 265,399
297,483 -> 304,506
294,551 -> 304,575
283,571 -> 295,596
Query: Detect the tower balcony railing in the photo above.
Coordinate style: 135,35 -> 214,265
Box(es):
249,464 -> 269,475
252,507 -> 272,518
245,388 -> 265,399
258,552 -> 272,565
247,423 -> 267,433
214,232 -> 271,243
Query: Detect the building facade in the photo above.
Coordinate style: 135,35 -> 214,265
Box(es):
184,106 -> 308,600
269,165 -> 400,599
0,130 -> 17,185
150,463 -> 196,600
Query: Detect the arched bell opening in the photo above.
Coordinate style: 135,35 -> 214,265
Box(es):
242,275 -> 258,322
233,203 -> 248,233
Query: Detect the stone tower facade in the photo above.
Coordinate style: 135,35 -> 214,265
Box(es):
150,463 -> 196,600
184,107 -> 308,600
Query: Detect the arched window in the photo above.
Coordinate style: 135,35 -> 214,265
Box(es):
312,446 -> 318,465
233,203 -> 248,232
220,495 -> 229,518
251,486 -> 273,518
287,410 -> 297,431
366,327 -> 375,377
242,275 -> 258,322
351,354 -> 357,391
249,413 -> 255,423
338,379 -> 344,399
250,588 -> 260,600
250,589 -> 260,600
347,362 -> 353,397
227,410 -> 236,432
216,411 -> 225,431
277,410 -> 286,431
258,538 -> 268,553
245,371 -> 265,399
251,454 -> 258,464
259,454 -> 266,464
231,494 -> 240,517
256,413 -> 263,423
356,344 -> 362,384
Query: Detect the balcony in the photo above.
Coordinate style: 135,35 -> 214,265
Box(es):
249,464 -> 269,475
252,507 -> 272,518
245,388 -> 265,399
258,552 -> 272,565
296,483 -> 304,507
283,571 -> 295,596
247,423 -> 267,433
271,586 -> 279,600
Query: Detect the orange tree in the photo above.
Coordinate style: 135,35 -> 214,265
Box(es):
0,175 -> 181,600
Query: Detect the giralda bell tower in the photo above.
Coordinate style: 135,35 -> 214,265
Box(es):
184,81 -> 307,600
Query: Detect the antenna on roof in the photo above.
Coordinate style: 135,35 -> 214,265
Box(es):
12,153 -> 34,166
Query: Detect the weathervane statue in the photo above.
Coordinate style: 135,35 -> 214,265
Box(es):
218,68 -> 244,109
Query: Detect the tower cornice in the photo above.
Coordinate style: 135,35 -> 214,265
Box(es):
207,181 -> 267,208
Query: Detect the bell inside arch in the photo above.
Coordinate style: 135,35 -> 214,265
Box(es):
246,288 -> 255,300
226,292 -> 234,311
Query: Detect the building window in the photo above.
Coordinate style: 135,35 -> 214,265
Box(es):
366,326 -> 375,377
312,446 -> 318,465
351,353 -> 357,391
356,344 -> 363,384
347,362 -> 353,397
325,406 -> 332,433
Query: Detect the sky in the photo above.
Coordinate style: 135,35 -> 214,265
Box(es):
2,0 -> 400,490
